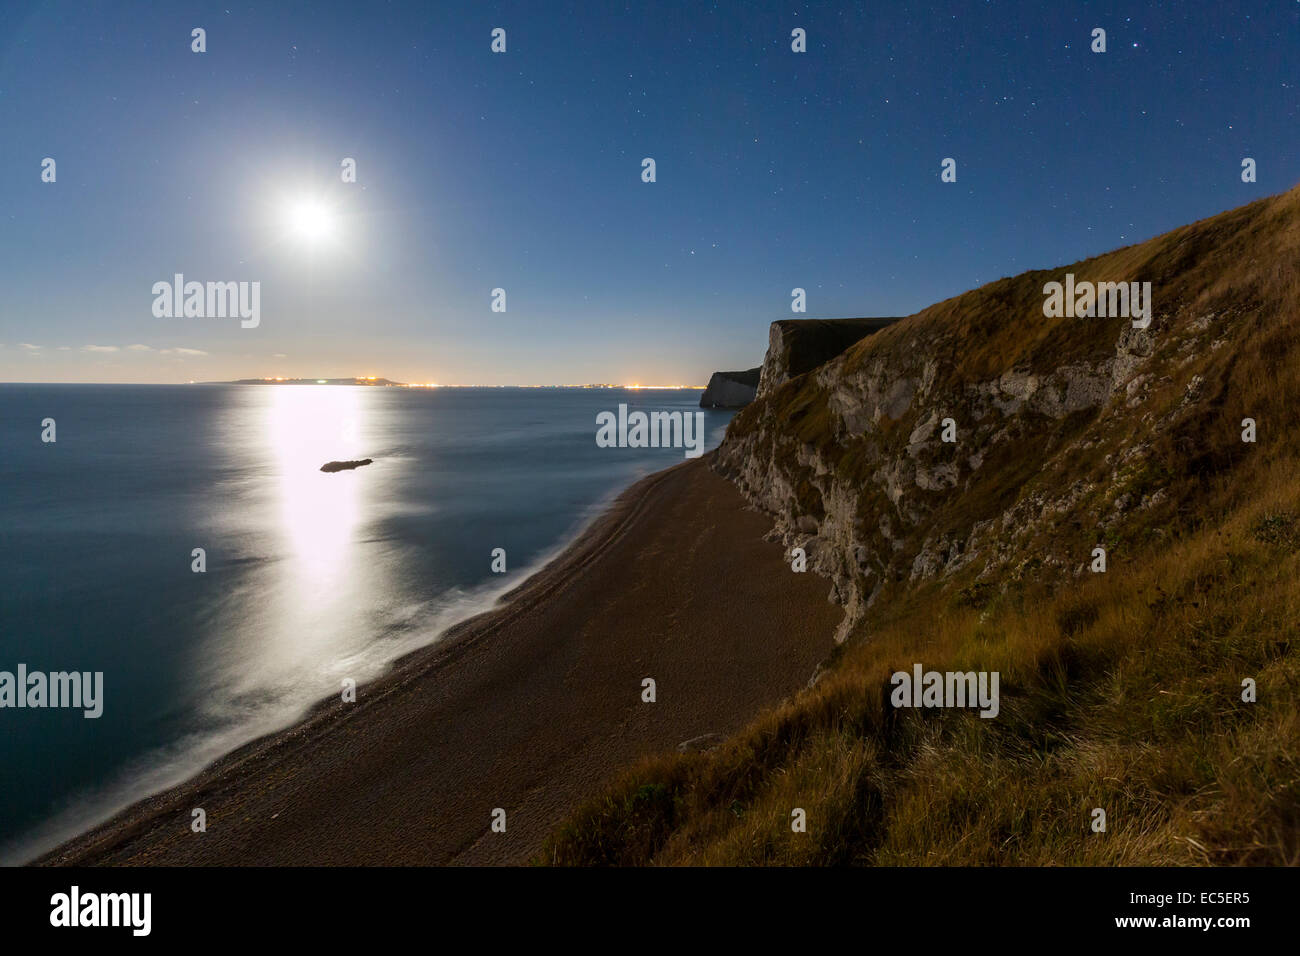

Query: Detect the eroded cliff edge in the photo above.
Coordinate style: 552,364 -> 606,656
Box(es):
700,368 -> 760,408
712,189 -> 1299,642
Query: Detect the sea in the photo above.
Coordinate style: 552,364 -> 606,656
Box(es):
0,384 -> 733,863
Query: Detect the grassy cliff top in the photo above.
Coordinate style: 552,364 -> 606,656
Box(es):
542,185 -> 1300,866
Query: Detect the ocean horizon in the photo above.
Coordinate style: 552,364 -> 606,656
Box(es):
0,383 -> 733,863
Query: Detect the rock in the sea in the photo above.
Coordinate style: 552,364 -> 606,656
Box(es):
700,368 -> 761,408
320,458 -> 373,473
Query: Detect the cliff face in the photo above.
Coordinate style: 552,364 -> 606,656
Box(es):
699,368 -> 760,408
551,186 -> 1300,867
757,317 -> 901,398
715,187 -> 1300,641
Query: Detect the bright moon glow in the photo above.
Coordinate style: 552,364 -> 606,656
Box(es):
284,198 -> 335,243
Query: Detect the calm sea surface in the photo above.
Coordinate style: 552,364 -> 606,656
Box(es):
0,384 -> 731,862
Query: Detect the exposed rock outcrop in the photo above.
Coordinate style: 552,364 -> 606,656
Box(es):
713,188 -> 1300,643
320,459 -> 373,473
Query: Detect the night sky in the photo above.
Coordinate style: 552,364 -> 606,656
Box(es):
2,0 -> 1297,384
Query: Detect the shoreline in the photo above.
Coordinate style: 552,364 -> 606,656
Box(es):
35,454 -> 842,866
4,462 -> 642,866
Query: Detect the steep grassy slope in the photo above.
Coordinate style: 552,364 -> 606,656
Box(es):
542,186 -> 1300,865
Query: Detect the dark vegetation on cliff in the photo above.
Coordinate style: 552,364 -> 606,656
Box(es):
758,317 -> 902,396
542,186 -> 1300,865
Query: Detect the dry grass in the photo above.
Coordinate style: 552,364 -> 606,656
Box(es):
540,186 -> 1300,866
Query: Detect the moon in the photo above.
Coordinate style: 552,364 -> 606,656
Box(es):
284,198 -> 335,244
